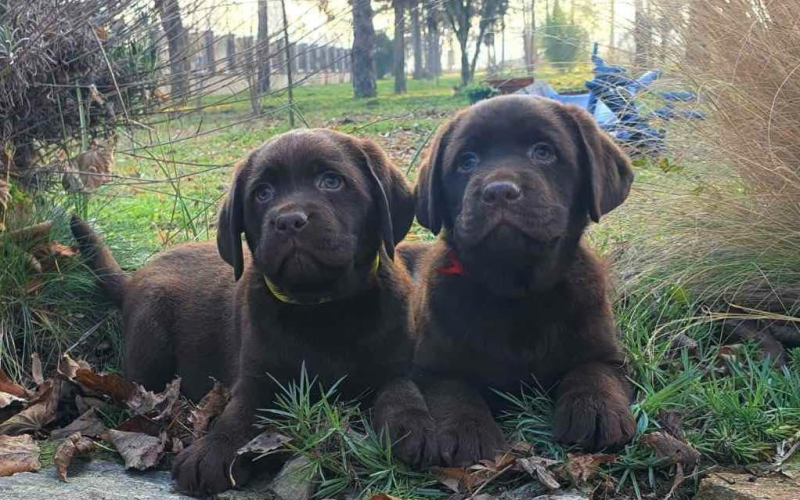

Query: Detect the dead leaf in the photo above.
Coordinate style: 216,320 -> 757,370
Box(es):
189,380 -> 231,435
659,410 -> 686,440
0,178 -> 9,213
516,456 -> 560,490
0,392 -> 25,410
642,431 -> 701,467
430,466 -> 493,493
565,452 -> 616,484
54,432 -> 95,481
51,409 -> 107,440
0,368 -> 31,399
368,495 -> 408,500
171,437 -> 184,453
237,429 -> 291,458
125,377 -> 181,418
74,368 -> 135,403
57,354 -> 91,380
104,429 -> 165,470
114,415 -> 161,437
30,353 -> 44,386
0,378 -> 60,436
75,395 -> 109,415
0,434 -> 40,477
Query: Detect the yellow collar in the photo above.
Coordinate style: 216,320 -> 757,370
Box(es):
263,254 -> 381,305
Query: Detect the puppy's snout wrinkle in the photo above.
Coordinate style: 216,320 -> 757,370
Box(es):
275,212 -> 309,234
481,180 -> 522,205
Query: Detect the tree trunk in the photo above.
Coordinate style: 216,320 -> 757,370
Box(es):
393,0 -> 407,93
256,0 -> 270,93
157,0 -> 191,101
609,0 -> 615,57
531,0 -> 536,72
352,0 -> 377,98
633,0 -> 651,68
411,0 -> 423,79
459,36 -> 470,87
204,30 -> 216,75
424,0 -> 439,79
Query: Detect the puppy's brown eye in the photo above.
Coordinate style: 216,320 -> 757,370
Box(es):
458,152 -> 480,173
255,185 -> 275,203
529,143 -> 556,163
318,172 -> 344,191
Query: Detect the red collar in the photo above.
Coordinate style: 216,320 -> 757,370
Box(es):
436,250 -> 466,275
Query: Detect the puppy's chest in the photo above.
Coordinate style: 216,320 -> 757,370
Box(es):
429,290 -> 572,384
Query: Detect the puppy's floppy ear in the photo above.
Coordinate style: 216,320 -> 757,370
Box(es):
216,158 -> 251,280
353,138 -> 415,260
415,117 -> 457,235
564,105 -> 634,223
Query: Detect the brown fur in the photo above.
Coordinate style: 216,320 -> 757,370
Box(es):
71,129 -> 416,495
375,96 -> 636,468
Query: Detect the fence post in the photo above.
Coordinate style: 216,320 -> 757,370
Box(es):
204,30 -> 216,75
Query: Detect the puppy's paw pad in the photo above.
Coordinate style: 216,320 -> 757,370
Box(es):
438,418 -> 507,467
381,409 -> 439,469
172,437 -> 240,495
552,394 -> 635,451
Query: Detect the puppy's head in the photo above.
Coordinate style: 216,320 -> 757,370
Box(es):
216,129 -> 414,295
416,96 -> 633,291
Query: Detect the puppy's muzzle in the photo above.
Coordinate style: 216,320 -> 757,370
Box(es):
274,211 -> 309,235
481,180 -> 522,206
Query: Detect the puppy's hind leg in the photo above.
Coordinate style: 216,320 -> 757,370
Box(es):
123,311 -> 176,394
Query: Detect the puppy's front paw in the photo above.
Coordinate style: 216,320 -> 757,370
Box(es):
172,435 -> 248,495
437,415 -> 507,467
380,408 -> 439,469
552,391 -> 635,450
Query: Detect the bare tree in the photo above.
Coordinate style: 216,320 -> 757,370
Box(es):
424,0 -> 440,79
411,0 -> 424,79
156,0 -> 191,100
256,0 -> 270,92
393,0 -> 407,93
444,0 -> 509,86
633,0 -> 652,67
352,0 -> 377,98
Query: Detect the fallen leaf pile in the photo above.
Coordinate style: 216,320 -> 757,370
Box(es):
1,221 -> 78,280
0,354 -> 236,481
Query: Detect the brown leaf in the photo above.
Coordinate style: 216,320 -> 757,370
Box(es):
368,495 -> 409,500
54,432 -> 95,481
30,353 -> 44,387
642,431 -> 701,467
430,466 -> 496,494
51,409 -> 107,440
57,354 -> 91,380
125,377 -> 181,418
104,429 -> 165,470
189,380 -> 231,435
74,368 -> 135,403
114,415 -> 161,437
237,429 -> 292,458
0,392 -> 25,410
516,456 -> 560,490
565,452 -> 616,484
0,379 -> 60,436
75,395 -> 109,415
0,434 -> 40,477
658,410 -> 686,440
0,367 -> 31,399
0,178 -> 9,213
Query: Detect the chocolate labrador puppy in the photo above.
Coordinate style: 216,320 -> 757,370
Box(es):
376,96 -> 636,468
71,129 -> 415,494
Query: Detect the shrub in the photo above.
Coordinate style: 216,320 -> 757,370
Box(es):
462,82 -> 499,104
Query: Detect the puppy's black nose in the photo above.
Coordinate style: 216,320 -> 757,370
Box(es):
275,212 -> 308,233
482,181 -> 522,205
